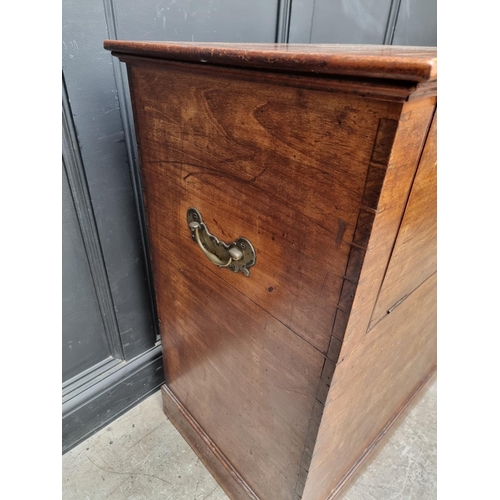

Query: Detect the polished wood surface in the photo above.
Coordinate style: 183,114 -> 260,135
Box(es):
151,226 -> 323,500
128,59 -> 403,499
328,371 -> 437,500
304,273 -> 436,500
302,102 -> 437,500
161,385 -> 260,500
130,61 -> 402,354
300,99 -> 436,500
105,42 -> 437,500
370,112 -> 437,327
104,41 -> 437,82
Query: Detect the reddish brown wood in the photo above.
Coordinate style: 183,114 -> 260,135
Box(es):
370,112 -> 437,327
152,227 -> 324,500
105,41 -> 437,500
104,41 -> 437,82
304,273 -> 436,500
326,371 -> 437,500
332,98 -> 436,351
302,104 -> 437,500
129,61 -> 403,354
117,53 -> 435,106
161,385 -> 258,500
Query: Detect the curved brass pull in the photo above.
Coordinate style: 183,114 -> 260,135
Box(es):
189,221 -> 243,267
187,208 -> 256,277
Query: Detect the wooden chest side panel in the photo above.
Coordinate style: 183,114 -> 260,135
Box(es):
303,273 -> 437,500
370,112 -> 437,326
148,226 -> 325,500
130,61 -> 401,354
125,57 -> 435,500
127,62 -> 398,499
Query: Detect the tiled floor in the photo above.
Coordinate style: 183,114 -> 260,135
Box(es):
62,381 -> 436,499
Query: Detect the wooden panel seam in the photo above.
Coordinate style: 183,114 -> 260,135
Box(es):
329,117 -> 399,350
369,270 -> 437,334
148,223 -> 330,359
366,106 -> 437,333
292,116 -> 400,498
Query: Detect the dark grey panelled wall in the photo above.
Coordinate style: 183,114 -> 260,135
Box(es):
289,0 -> 436,45
62,0 -> 436,453
62,163 -> 113,382
290,0 -> 394,44
392,0 -> 437,46
62,0 -> 281,454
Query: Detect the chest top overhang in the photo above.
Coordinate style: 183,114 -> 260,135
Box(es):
103,41 -> 437,83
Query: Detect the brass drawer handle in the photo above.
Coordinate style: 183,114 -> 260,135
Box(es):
187,208 -> 256,277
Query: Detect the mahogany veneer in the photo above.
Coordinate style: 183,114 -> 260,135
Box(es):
104,41 -> 437,500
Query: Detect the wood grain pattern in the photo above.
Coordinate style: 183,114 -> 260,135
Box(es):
161,385 -> 259,500
105,42 -> 438,500
303,273 -> 437,500
117,54 -> 435,106
151,226 -> 324,500
104,41 -> 437,82
130,61 -> 402,354
125,59 -> 407,499
335,98 -> 436,351
370,112 -> 437,327
302,106 -> 437,499
324,370 -> 437,500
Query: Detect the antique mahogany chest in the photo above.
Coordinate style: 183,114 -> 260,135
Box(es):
104,41 -> 437,500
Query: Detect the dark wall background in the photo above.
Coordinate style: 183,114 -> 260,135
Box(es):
62,0 -> 436,453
